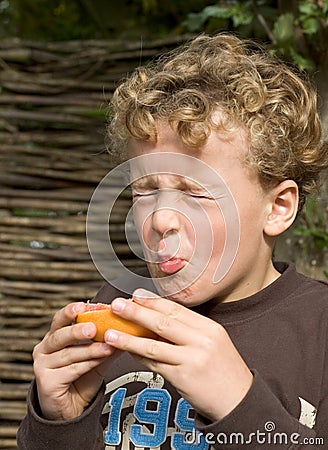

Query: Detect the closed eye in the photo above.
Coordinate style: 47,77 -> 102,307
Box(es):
132,190 -> 158,197
186,191 -> 214,200
190,193 -> 209,198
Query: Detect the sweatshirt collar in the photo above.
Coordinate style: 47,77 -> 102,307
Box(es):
193,262 -> 301,325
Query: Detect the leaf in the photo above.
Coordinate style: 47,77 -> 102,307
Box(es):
231,5 -> 253,27
289,47 -> 316,72
183,4 -> 251,32
304,197 -> 317,225
183,5 -> 232,32
324,269 -> 328,279
272,13 -> 295,44
202,5 -> 231,19
294,226 -> 312,237
314,235 -> 328,251
312,229 -> 328,241
301,17 -> 320,35
182,12 -> 206,32
323,0 -> 328,15
298,1 -> 319,16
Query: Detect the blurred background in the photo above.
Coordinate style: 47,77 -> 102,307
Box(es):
0,1 -> 327,448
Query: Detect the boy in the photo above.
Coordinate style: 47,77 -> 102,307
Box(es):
18,33 -> 328,449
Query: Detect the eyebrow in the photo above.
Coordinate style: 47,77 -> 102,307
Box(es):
131,175 -> 205,191
131,176 -> 159,190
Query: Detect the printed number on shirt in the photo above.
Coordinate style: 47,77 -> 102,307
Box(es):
103,372 -> 208,449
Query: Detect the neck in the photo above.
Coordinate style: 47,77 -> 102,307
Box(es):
218,260 -> 281,303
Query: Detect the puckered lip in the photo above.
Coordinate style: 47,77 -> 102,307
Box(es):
156,253 -> 187,263
157,257 -> 187,275
157,253 -> 173,263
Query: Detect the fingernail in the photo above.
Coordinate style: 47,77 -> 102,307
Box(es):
73,302 -> 86,314
82,324 -> 95,338
111,298 -> 126,313
133,289 -> 156,300
105,330 -> 119,343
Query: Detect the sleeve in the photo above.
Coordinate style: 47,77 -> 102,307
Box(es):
17,380 -> 106,450
16,279 -> 129,450
195,371 -> 321,449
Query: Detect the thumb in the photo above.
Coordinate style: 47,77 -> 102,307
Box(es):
76,350 -> 122,403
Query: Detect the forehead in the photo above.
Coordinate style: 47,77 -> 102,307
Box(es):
127,122 -> 257,196
128,151 -> 227,191
128,121 -> 249,168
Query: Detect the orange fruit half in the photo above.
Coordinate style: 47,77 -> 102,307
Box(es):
76,302 -> 155,342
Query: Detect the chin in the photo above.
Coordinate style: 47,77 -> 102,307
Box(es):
147,263 -> 216,306
160,280 -> 212,307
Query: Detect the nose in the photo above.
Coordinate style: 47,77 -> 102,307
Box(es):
151,206 -> 181,236
151,191 -> 182,237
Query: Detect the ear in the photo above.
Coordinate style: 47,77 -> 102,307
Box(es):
264,180 -> 299,237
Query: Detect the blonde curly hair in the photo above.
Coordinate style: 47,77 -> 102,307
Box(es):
107,33 -> 328,209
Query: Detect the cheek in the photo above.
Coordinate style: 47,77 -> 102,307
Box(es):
133,203 -> 153,247
138,214 -> 152,247
191,205 -> 227,275
209,211 -> 226,258
237,201 -> 267,251
232,180 -> 268,228
200,202 -> 241,286
241,192 -> 266,224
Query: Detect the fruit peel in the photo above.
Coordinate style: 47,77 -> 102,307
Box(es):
76,302 -> 155,342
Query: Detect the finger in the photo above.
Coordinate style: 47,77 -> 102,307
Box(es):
38,321 -> 97,355
132,354 -> 176,378
132,289 -> 209,329
49,302 -> 87,334
110,298 -> 194,345
105,329 -> 182,365
44,358 -> 111,386
39,342 -> 116,370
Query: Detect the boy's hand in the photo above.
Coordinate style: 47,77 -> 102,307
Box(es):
33,302 -> 118,421
105,290 -> 253,422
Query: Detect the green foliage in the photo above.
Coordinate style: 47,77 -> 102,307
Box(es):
270,11 -> 317,72
183,0 -> 328,72
183,0 -> 274,33
5,0 -> 97,40
269,0 -> 328,71
2,0 -> 328,47
272,12 -> 294,43
3,0 -> 327,47
0,0 -> 15,38
0,0 -> 216,40
141,0 -> 158,13
298,0 -> 328,34
183,2 -> 253,32
183,0 -> 279,38
294,198 -> 328,278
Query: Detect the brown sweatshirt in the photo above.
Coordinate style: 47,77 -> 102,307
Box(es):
17,262 -> 328,449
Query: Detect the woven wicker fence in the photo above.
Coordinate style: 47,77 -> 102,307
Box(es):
0,35 -> 327,450
0,35 -> 189,449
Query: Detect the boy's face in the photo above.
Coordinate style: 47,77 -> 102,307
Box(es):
129,123 -> 277,306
